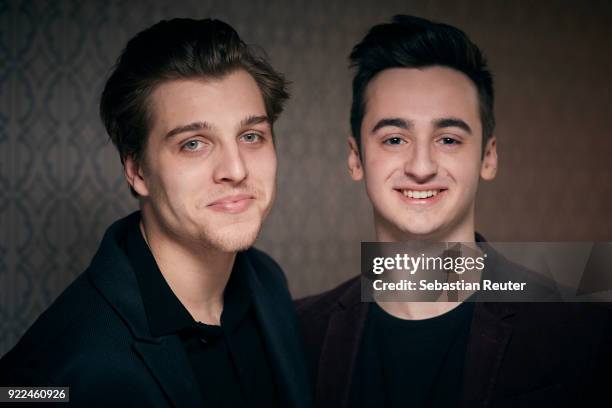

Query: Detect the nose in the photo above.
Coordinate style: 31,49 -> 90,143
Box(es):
403,141 -> 438,182
212,142 -> 248,184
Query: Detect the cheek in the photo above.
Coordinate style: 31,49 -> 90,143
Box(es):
363,152 -> 399,187
362,161 -> 396,206
155,154 -> 210,198
265,149 -> 278,177
248,147 -> 277,187
446,159 -> 482,193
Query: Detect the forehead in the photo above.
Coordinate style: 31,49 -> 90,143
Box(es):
147,70 -> 267,131
363,66 -> 481,130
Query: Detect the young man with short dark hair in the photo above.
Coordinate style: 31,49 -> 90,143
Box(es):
297,15 -> 610,407
0,18 -> 311,407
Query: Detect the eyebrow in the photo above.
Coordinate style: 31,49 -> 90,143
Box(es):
165,121 -> 213,138
370,117 -> 472,134
165,115 -> 270,139
371,118 -> 413,133
240,115 -> 270,128
433,118 -> 472,134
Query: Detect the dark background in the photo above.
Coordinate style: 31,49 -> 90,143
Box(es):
1,0 -> 611,355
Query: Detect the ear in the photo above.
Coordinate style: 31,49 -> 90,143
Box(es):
124,155 -> 150,196
480,136 -> 498,181
347,136 -> 363,181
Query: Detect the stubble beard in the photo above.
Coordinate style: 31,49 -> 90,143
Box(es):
187,185 -> 275,253
195,219 -> 262,253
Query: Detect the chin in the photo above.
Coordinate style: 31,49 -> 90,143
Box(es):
381,214 -> 445,240
400,225 -> 442,239
211,241 -> 253,253
199,223 -> 261,253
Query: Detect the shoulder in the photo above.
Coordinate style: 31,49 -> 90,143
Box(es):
243,247 -> 288,287
294,276 -> 361,345
483,246 -> 568,301
491,301 -> 612,402
510,301 -> 612,332
4,271 -> 108,354
296,276 -> 360,318
293,276 -> 363,379
0,270 -> 132,385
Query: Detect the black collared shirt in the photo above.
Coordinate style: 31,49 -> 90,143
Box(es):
123,219 -> 278,407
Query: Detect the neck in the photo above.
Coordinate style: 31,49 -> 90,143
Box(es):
377,301 -> 463,320
139,212 -> 235,326
373,208 -> 476,320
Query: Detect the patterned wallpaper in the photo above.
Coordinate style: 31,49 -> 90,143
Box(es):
1,0 -> 611,355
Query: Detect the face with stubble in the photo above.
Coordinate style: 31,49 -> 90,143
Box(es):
126,69 -> 277,252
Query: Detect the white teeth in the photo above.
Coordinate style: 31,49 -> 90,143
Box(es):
402,189 -> 441,199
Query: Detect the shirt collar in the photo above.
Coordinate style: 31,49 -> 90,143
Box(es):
123,215 -> 252,337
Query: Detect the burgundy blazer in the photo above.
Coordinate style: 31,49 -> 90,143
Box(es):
296,249 -> 612,407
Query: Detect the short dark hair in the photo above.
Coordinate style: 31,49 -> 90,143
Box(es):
349,15 -> 494,153
100,18 -> 289,189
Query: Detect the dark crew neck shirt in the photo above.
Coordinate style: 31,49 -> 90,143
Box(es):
350,300 -> 475,408
123,220 -> 278,407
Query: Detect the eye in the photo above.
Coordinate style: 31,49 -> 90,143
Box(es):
383,136 -> 406,145
240,133 -> 261,143
181,140 -> 205,152
439,137 -> 461,145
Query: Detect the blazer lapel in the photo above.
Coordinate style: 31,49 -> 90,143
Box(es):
461,239 -> 523,408
87,213 -> 203,408
133,337 -> 204,407
462,302 -> 515,407
316,278 -> 368,408
463,237 -> 528,407
241,253 -> 312,408
461,239 -> 518,407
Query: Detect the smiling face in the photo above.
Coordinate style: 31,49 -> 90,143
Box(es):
348,66 -> 497,242
125,69 -> 277,252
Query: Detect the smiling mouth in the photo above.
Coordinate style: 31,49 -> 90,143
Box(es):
395,188 -> 447,203
207,194 -> 255,214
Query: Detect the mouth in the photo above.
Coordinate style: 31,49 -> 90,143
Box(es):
207,194 -> 255,214
395,188 -> 447,204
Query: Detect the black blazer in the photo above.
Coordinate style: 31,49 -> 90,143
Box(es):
0,212 -> 312,408
296,245 -> 612,408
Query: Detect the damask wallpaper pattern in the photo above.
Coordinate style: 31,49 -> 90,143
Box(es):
1,0 -> 611,355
